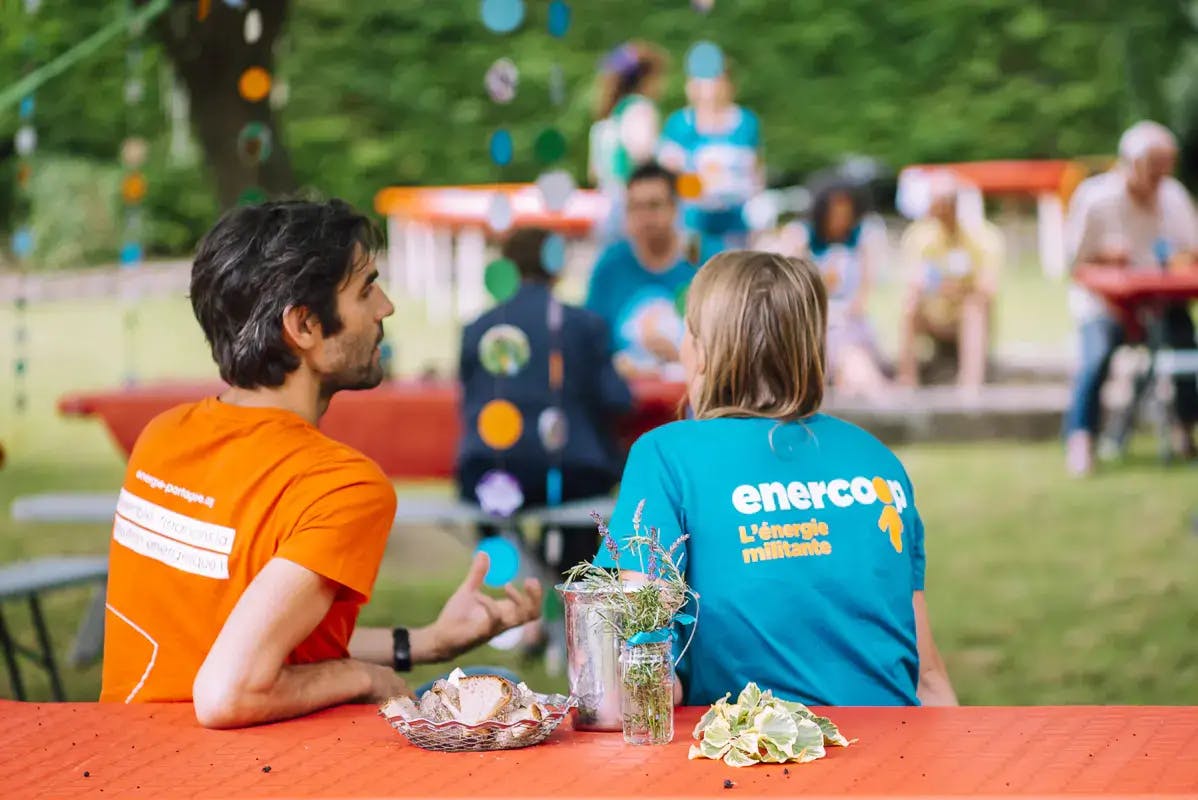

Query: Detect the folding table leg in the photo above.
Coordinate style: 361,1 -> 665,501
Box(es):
0,606 -> 27,701
28,595 -> 65,702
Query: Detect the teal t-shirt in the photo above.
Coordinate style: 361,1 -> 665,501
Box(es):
593,415 -> 925,707
583,241 -> 695,368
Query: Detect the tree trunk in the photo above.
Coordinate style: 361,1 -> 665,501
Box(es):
150,0 -> 295,208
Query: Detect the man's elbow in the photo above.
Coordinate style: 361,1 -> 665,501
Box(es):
193,666 -> 267,729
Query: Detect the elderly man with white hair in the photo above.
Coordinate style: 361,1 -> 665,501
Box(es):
1063,120 -> 1198,476
896,172 -> 1003,390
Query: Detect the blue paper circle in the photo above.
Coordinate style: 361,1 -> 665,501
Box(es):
221,0 -> 246,7
547,0 -> 570,37
481,0 -> 524,33
686,41 -> 724,79
119,242 -> 144,266
19,96 -> 34,120
540,233 -> 566,274
12,229 -> 33,258
489,129 -> 513,166
12,229 -> 33,256
477,536 -> 520,587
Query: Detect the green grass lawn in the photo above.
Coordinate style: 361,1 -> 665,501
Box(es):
3,267 -> 1196,707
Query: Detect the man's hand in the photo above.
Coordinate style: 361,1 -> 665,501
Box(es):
364,663 -> 414,703
414,552 -> 543,663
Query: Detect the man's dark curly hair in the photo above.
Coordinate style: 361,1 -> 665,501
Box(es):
189,199 -> 382,389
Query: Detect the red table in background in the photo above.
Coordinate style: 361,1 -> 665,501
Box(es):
1,702 -> 1196,799
58,380 -> 685,480
1074,266 -> 1198,340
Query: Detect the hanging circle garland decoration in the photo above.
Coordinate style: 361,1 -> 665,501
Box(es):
547,0 -> 571,37
484,57 -> 519,104
484,258 -> 520,303
478,323 -> 531,377
480,0 -> 525,33
533,127 -> 567,165
537,407 -> 568,452
478,399 -> 524,450
488,128 -> 514,166
475,469 -> 525,518
486,192 -> 515,233
244,9 -> 263,43
238,67 -> 272,102
540,233 -> 566,274
475,534 -> 522,587
237,122 -> 273,164
535,170 -> 575,213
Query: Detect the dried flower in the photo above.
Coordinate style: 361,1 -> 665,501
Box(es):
604,533 -> 621,565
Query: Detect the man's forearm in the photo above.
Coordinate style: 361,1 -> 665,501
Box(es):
350,625 -> 450,667
194,657 -> 374,729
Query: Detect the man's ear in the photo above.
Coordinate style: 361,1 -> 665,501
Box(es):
280,304 -> 321,352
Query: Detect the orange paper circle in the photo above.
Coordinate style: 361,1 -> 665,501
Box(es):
677,173 -> 703,200
16,164 -> 32,187
478,399 -> 523,450
239,67 -> 272,103
122,173 -> 147,204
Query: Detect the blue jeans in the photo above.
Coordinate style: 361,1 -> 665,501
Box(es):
1064,307 -> 1198,436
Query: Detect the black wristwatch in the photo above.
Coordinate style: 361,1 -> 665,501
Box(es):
391,626 -> 412,673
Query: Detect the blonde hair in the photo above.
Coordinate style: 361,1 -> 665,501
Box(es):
685,251 -> 827,421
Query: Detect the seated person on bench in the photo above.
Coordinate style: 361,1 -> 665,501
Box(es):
1063,120 -> 1198,476
897,174 -> 1002,390
101,201 -> 541,728
457,227 -> 633,580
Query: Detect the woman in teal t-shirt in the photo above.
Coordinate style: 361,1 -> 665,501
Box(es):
593,250 -> 957,708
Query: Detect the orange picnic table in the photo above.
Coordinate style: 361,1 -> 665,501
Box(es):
58,379 -> 685,480
1,702 -> 1196,799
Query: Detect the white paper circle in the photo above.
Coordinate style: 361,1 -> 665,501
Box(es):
244,10 -> 263,44
549,63 -> 566,106
485,57 -> 519,104
15,126 -> 37,156
124,79 -> 145,105
487,192 -> 514,232
536,170 -> 576,213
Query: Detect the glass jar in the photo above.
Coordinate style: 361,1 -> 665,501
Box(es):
618,639 -> 674,745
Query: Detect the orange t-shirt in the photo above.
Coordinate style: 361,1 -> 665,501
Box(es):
99,398 -> 397,703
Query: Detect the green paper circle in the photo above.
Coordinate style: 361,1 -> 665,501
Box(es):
675,285 -> 689,318
484,258 -> 520,302
533,128 -> 567,165
237,187 -> 267,206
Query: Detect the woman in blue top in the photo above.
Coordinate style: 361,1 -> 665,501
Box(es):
799,184 -> 888,399
658,67 -> 762,263
593,250 -> 957,707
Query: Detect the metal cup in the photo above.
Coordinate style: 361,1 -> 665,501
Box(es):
555,583 -> 625,731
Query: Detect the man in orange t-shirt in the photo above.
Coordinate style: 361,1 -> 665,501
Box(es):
100,200 -> 542,727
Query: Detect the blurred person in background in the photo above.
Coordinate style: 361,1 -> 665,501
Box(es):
585,163 -> 697,380
588,41 -> 669,247
458,227 -> 632,587
897,173 -> 1003,391
658,63 -> 762,263
788,182 -> 889,399
1062,121 -> 1198,476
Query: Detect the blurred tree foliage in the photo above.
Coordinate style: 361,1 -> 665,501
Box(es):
0,0 -> 1194,266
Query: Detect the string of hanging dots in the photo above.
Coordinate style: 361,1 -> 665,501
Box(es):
119,0 -> 151,387
10,0 -> 41,436
474,2 -> 576,605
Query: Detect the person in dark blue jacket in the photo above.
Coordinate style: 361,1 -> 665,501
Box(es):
457,227 -> 633,578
